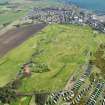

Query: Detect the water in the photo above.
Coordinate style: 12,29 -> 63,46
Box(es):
67,0 -> 105,14
0,0 -> 8,4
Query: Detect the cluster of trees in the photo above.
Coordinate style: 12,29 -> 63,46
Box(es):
89,72 -> 102,84
92,44 -> 105,79
31,63 -> 50,73
88,43 -> 105,84
0,79 -> 22,104
0,86 -> 17,104
35,93 -> 49,105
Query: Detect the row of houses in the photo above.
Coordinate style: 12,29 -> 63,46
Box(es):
45,63 -> 105,105
23,7 -> 105,33
86,82 -> 105,105
45,63 -> 92,105
87,18 -> 105,33
26,7 -> 85,24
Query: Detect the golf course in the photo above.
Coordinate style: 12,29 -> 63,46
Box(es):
0,24 -> 105,92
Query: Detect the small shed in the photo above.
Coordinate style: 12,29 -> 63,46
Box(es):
23,64 -> 31,77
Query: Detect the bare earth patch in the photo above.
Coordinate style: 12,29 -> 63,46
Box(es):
0,23 -> 46,56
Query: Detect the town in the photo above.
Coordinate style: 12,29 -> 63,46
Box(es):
24,7 -> 105,33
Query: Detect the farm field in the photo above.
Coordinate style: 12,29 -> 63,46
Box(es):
0,2 -> 30,26
0,10 -> 27,25
0,24 -> 105,93
0,23 -> 46,56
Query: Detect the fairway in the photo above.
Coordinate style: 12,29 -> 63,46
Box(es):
0,24 -> 105,92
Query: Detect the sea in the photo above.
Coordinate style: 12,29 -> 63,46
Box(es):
66,0 -> 105,15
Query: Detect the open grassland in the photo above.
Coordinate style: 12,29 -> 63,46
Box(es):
0,24 -> 105,93
0,8 -> 28,25
11,96 -> 32,105
0,1 -> 33,26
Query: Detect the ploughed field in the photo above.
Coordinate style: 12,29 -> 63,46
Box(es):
0,24 -> 105,93
0,23 -> 46,56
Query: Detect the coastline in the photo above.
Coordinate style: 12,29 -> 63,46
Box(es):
69,2 -> 105,22
63,0 -> 105,20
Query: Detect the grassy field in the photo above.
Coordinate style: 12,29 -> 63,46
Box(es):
0,10 -> 28,25
0,24 -> 105,93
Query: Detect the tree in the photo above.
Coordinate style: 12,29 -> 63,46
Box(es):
0,86 -> 17,104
